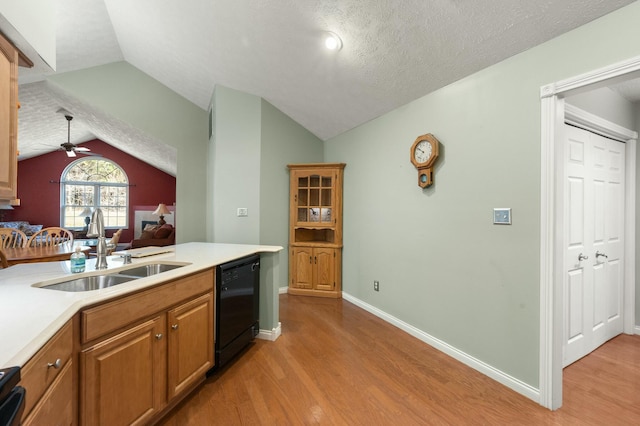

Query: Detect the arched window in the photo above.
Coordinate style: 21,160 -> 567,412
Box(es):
61,158 -> 129,229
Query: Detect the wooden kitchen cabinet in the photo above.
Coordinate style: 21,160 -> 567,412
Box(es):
291,246 -> 339,292
288,163 -> 345,298
167,292 -> 214,399
79,269 -> 215,425
82,317 -> 166,425
22,361 -> 74,426
0,32 -> 19,202
19,319 -> 76,425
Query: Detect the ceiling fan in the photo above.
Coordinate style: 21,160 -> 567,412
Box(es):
59,112 -> 98,157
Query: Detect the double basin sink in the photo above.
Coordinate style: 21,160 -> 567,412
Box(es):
39,263 -> 188,292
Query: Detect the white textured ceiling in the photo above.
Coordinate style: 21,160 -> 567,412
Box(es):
15,0 -> 637,174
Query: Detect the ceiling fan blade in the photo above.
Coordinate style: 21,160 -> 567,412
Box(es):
74,146 -> 91,152
66,150 -> 76,158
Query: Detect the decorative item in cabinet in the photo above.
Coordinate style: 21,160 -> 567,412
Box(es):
287,163 -> 345,298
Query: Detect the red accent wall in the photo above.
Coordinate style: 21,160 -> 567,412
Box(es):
9,139 -> 176,244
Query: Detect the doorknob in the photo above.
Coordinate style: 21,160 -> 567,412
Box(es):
595,251 -> 608,259
578,253 -> 588,261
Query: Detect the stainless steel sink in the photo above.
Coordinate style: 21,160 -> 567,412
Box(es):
37,263 -> 187,292
116,263 -> 185,278
41,274 -> 138,292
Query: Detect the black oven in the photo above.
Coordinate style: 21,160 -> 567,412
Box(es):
214,254 -> 260,369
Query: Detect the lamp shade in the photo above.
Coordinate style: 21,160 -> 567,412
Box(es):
0,204 -> 14,210
152,203 -> 171,216
78,207 -> 93,217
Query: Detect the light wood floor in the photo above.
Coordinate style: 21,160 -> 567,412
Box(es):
160,294 -> 640,425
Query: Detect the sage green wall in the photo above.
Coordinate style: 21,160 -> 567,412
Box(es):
0,0 -> 56,68
210,86 -> 262,244
208,87 -> 322,329
208,86 -> 323,265
260,99 -> 324,288
48,62 -> 208,244
324,2 -> 640,388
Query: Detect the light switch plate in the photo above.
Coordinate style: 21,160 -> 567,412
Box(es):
493,208 -> 511,225
237,207 -> 248,217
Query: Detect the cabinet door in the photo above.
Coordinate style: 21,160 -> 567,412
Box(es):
291,170 -> 335,227
81,316 -> 166,426
0,33 -> 18,201
314,247 -> 336,291
167,292 -> 214,399
291,247 -> 314,289
22,361 -> 73,426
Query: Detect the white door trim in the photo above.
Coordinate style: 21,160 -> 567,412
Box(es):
539,55 -> 640,410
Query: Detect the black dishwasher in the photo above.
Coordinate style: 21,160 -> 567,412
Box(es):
215,254 -> 260,369
0,367 -> 25,426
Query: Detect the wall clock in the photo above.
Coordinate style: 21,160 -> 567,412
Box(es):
410,133 -> 440,188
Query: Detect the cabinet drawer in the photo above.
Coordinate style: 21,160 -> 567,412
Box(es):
22,360 -> 73,426
82,269 -> 214,343
20,321 -> 73,419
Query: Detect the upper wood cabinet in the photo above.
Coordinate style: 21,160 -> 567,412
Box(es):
0,32 -> 19,201
288,163 -> 345,298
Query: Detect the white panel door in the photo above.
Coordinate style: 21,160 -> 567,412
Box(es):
563,124 -> 625,367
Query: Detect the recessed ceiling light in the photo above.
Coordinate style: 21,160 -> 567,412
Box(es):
324,32 -> 343,51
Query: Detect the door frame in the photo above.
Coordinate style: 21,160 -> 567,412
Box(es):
539,56 -> 639,410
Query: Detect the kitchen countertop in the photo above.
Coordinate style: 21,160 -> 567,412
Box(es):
0,242 -> 282,368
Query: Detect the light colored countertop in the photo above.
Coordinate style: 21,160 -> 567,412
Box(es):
0,242 -> 282,368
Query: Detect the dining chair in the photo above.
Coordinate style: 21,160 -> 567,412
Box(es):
0,248 -> 8,268
27,227 -> 74,247
0,228 -> 28,248
107,229 -> 123,255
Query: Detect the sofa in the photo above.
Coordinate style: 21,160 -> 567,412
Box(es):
0,221 -> 43,237
129,223 -> 175,249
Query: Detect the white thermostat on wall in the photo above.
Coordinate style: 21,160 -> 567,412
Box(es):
493,208 -> 511,225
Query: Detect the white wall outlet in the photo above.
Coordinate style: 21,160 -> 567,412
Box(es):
493,208 -> 511,225
237,207 -> 248,217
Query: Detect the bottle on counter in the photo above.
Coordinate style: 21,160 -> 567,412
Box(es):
70,246 -> 86,273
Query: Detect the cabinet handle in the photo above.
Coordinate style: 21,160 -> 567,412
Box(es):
171,324 -> 179,330
309,256 -> 312,264
155,333 -> 163,340
314,256 -> 317,264
47,359 -> 61,369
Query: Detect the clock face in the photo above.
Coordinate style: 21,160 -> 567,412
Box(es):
414,140 -> 432,164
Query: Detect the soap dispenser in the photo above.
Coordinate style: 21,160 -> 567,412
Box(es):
70,247 -> 86,273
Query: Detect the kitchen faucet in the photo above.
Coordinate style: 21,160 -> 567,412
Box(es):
86,208 -> 108,269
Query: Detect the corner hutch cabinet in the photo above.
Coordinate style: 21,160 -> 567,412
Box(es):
0,32 -> 19,202
288,163 -> 345,298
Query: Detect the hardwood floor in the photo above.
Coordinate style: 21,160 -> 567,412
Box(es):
160,294 -> 640,425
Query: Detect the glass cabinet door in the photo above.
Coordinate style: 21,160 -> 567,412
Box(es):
295,173 -> 333,225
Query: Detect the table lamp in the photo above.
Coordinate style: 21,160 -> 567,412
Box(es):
152,203 -> 171,226
78,207 -> 93,230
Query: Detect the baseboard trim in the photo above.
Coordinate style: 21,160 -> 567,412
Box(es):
634,325 -> 640,335
342,292 -> 540,403
279,286 -> 289,294
257,322 -> 282,341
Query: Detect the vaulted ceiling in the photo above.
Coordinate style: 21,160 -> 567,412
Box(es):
15,0 -> 638,174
